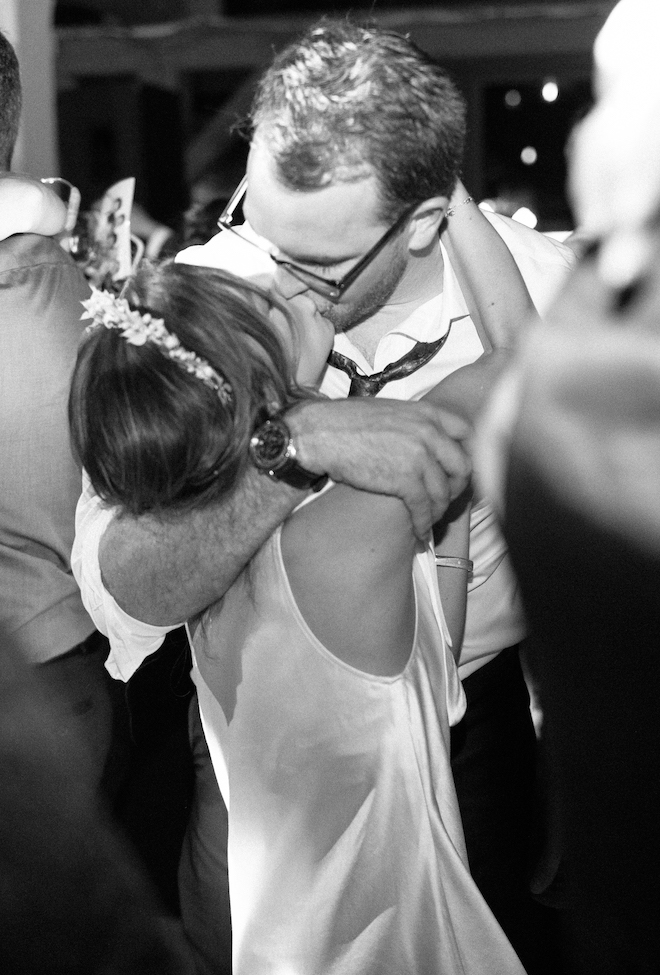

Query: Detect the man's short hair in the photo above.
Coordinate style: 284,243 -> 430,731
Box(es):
0,31 -> 22,170
250,19 -> 466,221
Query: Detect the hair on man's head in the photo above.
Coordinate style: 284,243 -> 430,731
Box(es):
250,18 -> 466,221
0,31 -> 22,170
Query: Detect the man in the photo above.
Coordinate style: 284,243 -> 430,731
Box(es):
477,1 -> 660,970
73,20 -> 573,974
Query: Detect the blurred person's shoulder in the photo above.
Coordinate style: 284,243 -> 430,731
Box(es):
485,210 -> 575,267
0,233 -> 90,331
483,211 -> 576,313
0,231 -> 85,277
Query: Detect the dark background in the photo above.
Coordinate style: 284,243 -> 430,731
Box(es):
54,2 -> 613,234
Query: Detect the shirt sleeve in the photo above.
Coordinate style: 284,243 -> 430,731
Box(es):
484,211 -> 576,313
71,473 -> 177,681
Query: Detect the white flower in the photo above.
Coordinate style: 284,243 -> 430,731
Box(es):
81,287 -> 232,405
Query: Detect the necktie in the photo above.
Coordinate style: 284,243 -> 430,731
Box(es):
327,323 -> 452,397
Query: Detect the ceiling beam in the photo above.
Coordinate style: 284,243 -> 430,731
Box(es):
55,3 -> 618,86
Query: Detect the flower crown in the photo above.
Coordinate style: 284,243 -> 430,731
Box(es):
81,287 -> 232,405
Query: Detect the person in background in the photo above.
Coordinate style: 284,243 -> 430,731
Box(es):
0,30 -> 190,965
183,196 -> 230,249
126,172 -> 237,262
0,29 -> 194,921
181,172 -> 233,248
131,201 -> 181,260
73,19 -> 574,973
475,1 -> 660,971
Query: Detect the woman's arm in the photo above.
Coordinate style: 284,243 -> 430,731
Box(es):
442,179 -> 540,350
284,186 -> 541,676
428,181 -> 540,659
0,173 -> 69,239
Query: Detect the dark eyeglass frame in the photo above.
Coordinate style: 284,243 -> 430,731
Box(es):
218,175 -> 415,301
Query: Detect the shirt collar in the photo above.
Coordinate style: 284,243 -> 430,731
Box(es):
334,241 -> 471,361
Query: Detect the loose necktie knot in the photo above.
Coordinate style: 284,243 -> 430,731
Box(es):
327,324 -> 452,397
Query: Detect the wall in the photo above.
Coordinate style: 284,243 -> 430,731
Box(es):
0,0 -> 59,176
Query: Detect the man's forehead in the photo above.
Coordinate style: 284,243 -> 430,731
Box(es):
245,144 -> 385,260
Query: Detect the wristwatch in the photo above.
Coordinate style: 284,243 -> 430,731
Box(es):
249,414 -> 328,492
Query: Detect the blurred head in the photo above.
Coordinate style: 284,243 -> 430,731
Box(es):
568,0 -> 660,288
0,31 -> 22,170
69,262 -> 309,517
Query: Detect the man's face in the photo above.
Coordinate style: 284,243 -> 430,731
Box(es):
243,141 -> 411,334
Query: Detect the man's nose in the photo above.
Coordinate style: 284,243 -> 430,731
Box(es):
273,264 -> 310,300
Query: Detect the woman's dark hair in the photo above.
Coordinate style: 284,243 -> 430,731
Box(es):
69,261 -> 308,516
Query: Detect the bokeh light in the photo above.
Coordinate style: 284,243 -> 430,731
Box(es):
542,80 -> 559,102
512,206 -> 538,228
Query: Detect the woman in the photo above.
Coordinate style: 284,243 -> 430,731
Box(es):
69,191 -> 532,975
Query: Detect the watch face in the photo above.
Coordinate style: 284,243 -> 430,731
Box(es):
250,418 -> 289,470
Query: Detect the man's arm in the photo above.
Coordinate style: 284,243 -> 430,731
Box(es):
99,465 -> 304,625
95,396 -> 472,625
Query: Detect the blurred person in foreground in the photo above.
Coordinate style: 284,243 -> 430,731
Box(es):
0,623 -> 193,975
476,1 -> 660,971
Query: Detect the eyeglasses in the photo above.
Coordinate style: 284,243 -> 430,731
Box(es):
218,175 -> 415,301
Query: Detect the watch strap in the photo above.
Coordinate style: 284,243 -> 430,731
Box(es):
266,458 -> 328,492
250,414 -> 328,492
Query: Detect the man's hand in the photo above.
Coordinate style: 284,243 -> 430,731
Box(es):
288,397 -> 472,538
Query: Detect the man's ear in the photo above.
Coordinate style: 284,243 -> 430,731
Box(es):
407,197 -> 448,252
